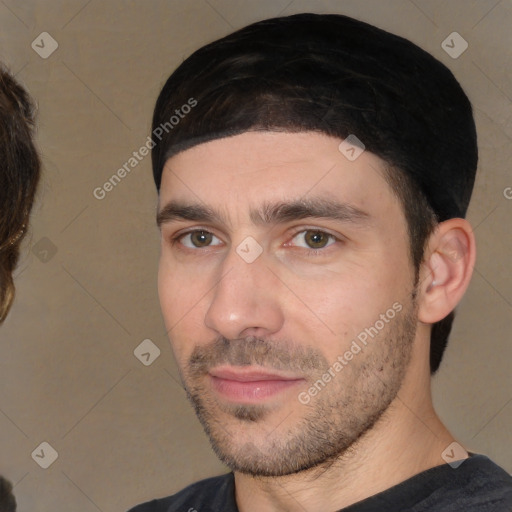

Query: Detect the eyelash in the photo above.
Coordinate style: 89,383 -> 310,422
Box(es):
170,228 -> 340,256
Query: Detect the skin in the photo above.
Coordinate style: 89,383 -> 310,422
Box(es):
157,131 -> 476,512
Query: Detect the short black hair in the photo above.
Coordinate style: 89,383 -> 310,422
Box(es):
151,13 -> 478,374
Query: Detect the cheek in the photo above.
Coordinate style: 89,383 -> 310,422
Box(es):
158,259 -> 203,351
158,254 -> 202,316
157,258 -> 176,321
294,260 -> 408,355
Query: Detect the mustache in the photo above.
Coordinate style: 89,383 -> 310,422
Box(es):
187,336 -> 329,378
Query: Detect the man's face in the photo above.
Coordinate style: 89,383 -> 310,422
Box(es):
157,131 -> 418,476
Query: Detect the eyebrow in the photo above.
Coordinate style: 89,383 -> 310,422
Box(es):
156,197 -> 370,229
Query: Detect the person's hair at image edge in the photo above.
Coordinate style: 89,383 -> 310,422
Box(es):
0,65 -> 41,324
0,476 -> 16,512
151,13 -> 478,375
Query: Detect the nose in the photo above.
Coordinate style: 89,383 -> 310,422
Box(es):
204,244 -> 285,341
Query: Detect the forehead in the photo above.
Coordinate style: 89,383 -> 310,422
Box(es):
158,131 -> 398,221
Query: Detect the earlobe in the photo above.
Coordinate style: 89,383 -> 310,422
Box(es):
418,219 -> 476,324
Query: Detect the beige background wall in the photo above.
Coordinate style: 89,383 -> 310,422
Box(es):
0,1 -> 510,511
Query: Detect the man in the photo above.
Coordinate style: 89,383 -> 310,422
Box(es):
0,65 -> 41,511
130,13 -> 512,512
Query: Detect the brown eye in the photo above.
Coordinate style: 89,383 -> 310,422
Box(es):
289,230 -> 336,250
190,230 -> 213,247
179,230 -> 221,249
304,230 -> 330,249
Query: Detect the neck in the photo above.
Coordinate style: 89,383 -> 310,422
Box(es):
234,337 -> 460,512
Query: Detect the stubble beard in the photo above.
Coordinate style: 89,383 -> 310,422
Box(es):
181,298 -> 417,477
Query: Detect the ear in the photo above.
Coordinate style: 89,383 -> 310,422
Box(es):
417,218 -> 476,324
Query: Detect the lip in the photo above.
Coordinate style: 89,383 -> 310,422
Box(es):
208,366 -> 305,403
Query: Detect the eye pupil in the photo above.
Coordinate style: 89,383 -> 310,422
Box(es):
305,231 -> 328,248
191,230 -> 212,247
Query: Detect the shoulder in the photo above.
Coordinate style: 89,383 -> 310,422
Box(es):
341,454 -> 512,512
452,454 -> 512,510
406,454 -> 512,511
127,473 -> 236,512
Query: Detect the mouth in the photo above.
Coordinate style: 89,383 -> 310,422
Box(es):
208,366 -> 305,403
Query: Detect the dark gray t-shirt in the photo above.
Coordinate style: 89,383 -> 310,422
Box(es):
128,454 -> 512,512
